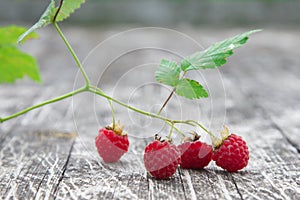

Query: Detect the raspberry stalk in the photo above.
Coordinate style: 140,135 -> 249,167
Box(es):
54,23 -> 91,87
1,24 -> 213,141
89,86 -> 210,138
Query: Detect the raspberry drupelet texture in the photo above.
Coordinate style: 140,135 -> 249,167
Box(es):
212,134 -> 249,172
144,140 -> 181,179
95,127 -> 129,163
178,141 -> 213,169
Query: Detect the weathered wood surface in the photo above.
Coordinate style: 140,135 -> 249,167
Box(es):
0,27 -> 299,199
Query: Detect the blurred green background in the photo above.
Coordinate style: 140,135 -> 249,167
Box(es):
1,0 -> 299,26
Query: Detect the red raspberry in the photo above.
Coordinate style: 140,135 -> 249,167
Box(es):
95,123 -> 129,163
178,140 -> 212,169
144,137 -> 181,179
212,133 -> 249,172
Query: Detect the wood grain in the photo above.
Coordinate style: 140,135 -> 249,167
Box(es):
1,27 -> 299,199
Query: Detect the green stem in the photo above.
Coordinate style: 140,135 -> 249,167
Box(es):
171,124 -> 186,138
90,86 -> 212,137
0,84 -> 211,138
172,120 -> 196,127
53,23 -> 90,87
157,71 -> 187,115
167,123 -> 174,140
90,86 -> 116,127
165,121 -> 185,137
88,87 -> 171,122
89,86 -> 193,128
90,84 -> 191,138
88,86 -> 209,137
108,100 -> 116,129
186,120 -> 214,137
88,85 -> 177,123
0,87 -> 87,123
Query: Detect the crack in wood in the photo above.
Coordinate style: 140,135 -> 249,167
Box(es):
178,168 -> 188,200
230,174 -> 244,200
53,140 -> 75,199
33,169 -> 48,200
269,119 -> 300,154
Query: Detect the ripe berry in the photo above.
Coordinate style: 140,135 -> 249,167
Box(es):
212,127 -> 249,172
178,136 -> 213,169
144,135 -> 181,179
95,122 -> 129,163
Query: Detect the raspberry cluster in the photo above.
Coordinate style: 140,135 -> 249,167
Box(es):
95,124 -> 249,179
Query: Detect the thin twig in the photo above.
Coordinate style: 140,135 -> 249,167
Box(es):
0,87 -> 87,123
157,88 -> 176,115
157,71 -> 186,115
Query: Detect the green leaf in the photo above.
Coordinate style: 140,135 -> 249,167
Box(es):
55,0 -> 86,22
18,0 -> 56,43
0,26 -> 38,45
0,47 -> 41,84
181,30 -> 261,71
175,79 -> 208,99
18,0 -> 87,43
155,59 -> 181,87
0,26 -> 41,84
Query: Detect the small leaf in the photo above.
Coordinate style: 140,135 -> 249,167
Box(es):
175,79 -> 208,99
18,0 -> 56,43
181,30 -> 261,71
55,0 -> 86,22
155,59 -> 181,87
0,47 -> 41,84
18,0 -> 87,43
0,26 -> 38,45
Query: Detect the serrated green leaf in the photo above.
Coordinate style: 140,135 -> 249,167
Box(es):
181,30 -> 261,71
0,47 -> 41,84
18,0 -> 56,43
155,59 -> 181,87
0,26 -> 38,45
18,0 -> 86,43
55,0 -> 86,22
175,79 -> 208,99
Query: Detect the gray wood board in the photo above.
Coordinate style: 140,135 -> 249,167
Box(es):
0,27 -> 299,199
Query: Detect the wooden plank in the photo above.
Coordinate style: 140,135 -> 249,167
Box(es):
181,169 -> 242,200
0,129 -> 76,199
228,122 -> 300,200
1,27 -> 300,199
0,84 -> 76,199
